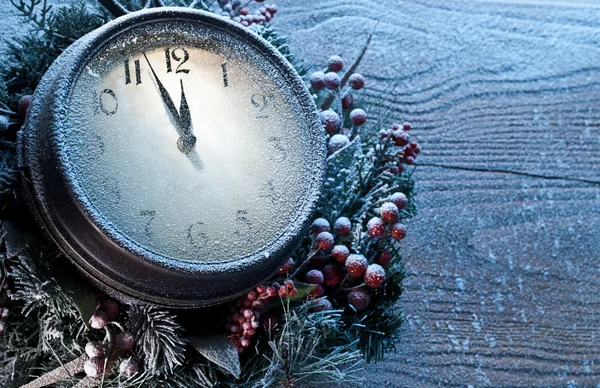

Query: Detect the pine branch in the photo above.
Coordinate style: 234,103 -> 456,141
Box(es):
20,354 -> 87,388
97,0 -> 129,17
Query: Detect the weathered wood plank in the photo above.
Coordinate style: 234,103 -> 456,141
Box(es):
273,0 -> 600,386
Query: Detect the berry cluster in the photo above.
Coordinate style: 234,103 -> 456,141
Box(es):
218,0 -> 278,27
0,275 -> 10,337
226,280 -> 297,353
309,55 -> 367,155
84,296 -> 140,379
373,122 -> 421,176
366,192 -> 409,242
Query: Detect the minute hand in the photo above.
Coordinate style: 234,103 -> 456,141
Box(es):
142,52 -> 185,137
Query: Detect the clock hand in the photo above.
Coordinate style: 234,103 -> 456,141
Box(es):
176,79 -> 197,154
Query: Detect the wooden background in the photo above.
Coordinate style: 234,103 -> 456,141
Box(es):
3,0 -> 600,386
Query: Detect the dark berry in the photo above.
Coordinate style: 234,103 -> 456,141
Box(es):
320,109 -> 341,135
328,55 -> 344,72
391,123 -> 400,131
18,95 -> 33,118
331,245 -> 350,264
119,358 -> 139,377
392,130 -> 409,146
349,108 -> 367,126
328,134 -> 350,154
334,217 -> 351,236
379,202 -> 400,224
311,218 -> 331,236
267,4 -> 277,14
390,223 -> 407,240
315,231 -> 334,251
341,92 -> 354,109
322,265 -> 343,287
403,122 -> 412,131
345,254 -> 368,277
376,250 -> 392,266
310,252 -> 328,269
310,71 -> 326,89
404,155 -> 415,165
84,357 -> 105,378
89,310 -> 107,330
310,298 -> 333,312
116,332 -> 136,350
366,217 -> 385,238
305,269 -> 324,285
308,285 -> 325,300
347,289 -> 370,311
348,73 -> 365,90
364,264 -> 387,288
324,72 -> 341,90
277,258 -> 295,275
389,192 -> 408,210
85,342 -> 104,358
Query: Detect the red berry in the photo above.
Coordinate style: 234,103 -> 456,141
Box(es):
266,286 -> 277,297
278,287 -> 288,297
308,285 -> 325,300
331,245 -> 350,264
310,298 -> 333,312
119,358 -> 139,377
324,72 -> 340,90
334,217 -> 351,236
366,217 -> 385,238
404,155 -> 415,165
379,202 -> 399,224
256,285 -> 267,294
327,55 -> 344,72
310,71 -> 326,89
391,123 -> 400,131
89,310 -> 107,329
345,254 -> 368,277
341,92 -> 354,109
84,357 -> 105,378
252,300 -> 265,311
403,122 -> 412,131
241,20 -> 249,27
389,192 -> 408,210
267,5 -> 278,14
305,269 -> 324,285
390,223 -> 407,240
116,332 -> 136,350
376,250 -> 392,266
98,298 -> 119,321
277,258 -> 295,275
264,11 -> 272,22
347,289 -> 370,311
320,109 -> 341,135
255,0 -> 265,3
241,338 -> 251,347
247,291 -> 258,302
18,95 -> 33,118
322,265 -> 342,287
85,342 -> 105,358
328,134 -> 350,154
364,264 -> 387,288
392,130 -> 409,146
311,218 -> 331,236
349,108 -> 367,126
348,73 -> 365,90
315,231 -> 334,251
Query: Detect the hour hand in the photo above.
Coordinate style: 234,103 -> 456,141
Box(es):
177,79 -> 197,153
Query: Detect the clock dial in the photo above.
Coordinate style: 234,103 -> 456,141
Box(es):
62,23 -> 316,264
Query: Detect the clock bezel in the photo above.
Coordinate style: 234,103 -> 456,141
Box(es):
19,8 -> 325,308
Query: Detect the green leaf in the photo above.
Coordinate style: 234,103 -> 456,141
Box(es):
187,335 -> 241,379
53,261 -> 98,326
1,220 -> 39,258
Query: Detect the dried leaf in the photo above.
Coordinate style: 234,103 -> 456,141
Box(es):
187,335 -> 241,379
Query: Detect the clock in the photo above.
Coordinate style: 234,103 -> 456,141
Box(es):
18,8 -> 325,308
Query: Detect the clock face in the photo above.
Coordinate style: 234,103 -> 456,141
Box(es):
61,20 -> 318,264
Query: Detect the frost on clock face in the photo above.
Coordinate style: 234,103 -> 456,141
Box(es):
60,23 -> 319,264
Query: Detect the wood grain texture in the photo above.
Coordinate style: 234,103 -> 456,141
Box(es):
272,1 -> 600,386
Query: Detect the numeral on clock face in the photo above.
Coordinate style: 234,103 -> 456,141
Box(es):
124,59 -> 142,85
165,48 -> 190,74
188,221 -> 208,251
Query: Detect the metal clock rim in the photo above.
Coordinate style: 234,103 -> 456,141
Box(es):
19,8 -> 326,307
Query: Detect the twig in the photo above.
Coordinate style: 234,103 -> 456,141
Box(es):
97,0 -> 129,17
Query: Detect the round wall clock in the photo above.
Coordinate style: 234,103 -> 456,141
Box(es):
18,8 -> 325,308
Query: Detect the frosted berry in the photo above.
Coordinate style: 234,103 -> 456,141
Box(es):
119,358 -> 139,377
89,310 -> 107,329
98,298 -> 119,321
403,122 -> 412,131
322,265 -> 343,287
305,269 -> 324,285
331,245 -> 350,264
84,357 -> 105,378
347,289 -> 370,311
366,217 -> 385,238
324,72 -> 341,90
345,254 -> 368,277
310,71 -> 326,89
389,192 -> 408,210
341,92 -> 354,109
308,285 -> 325,300
315,231 -> 334,251
320,109 -> 341,135
266,4 -> 277,14
278,258 -> 295,275
404,155 -> 415,165
380,202 -> 400,224
334,217 -> 351,236
348,73 -> 365,90
311,218 -> 330,236
392,130 -> 409,146
117,332 -> 136,350
349,108 -> 367,126
85,342 -> 105,358
241,338 -> 251,348
364,264 -> 387,288
328,55 -> 344,72
18,95 -> 33,118
390,223 -> 407,240
376,250 -> 392,266
311,298 -> 333,312
328,134 -> 350,154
